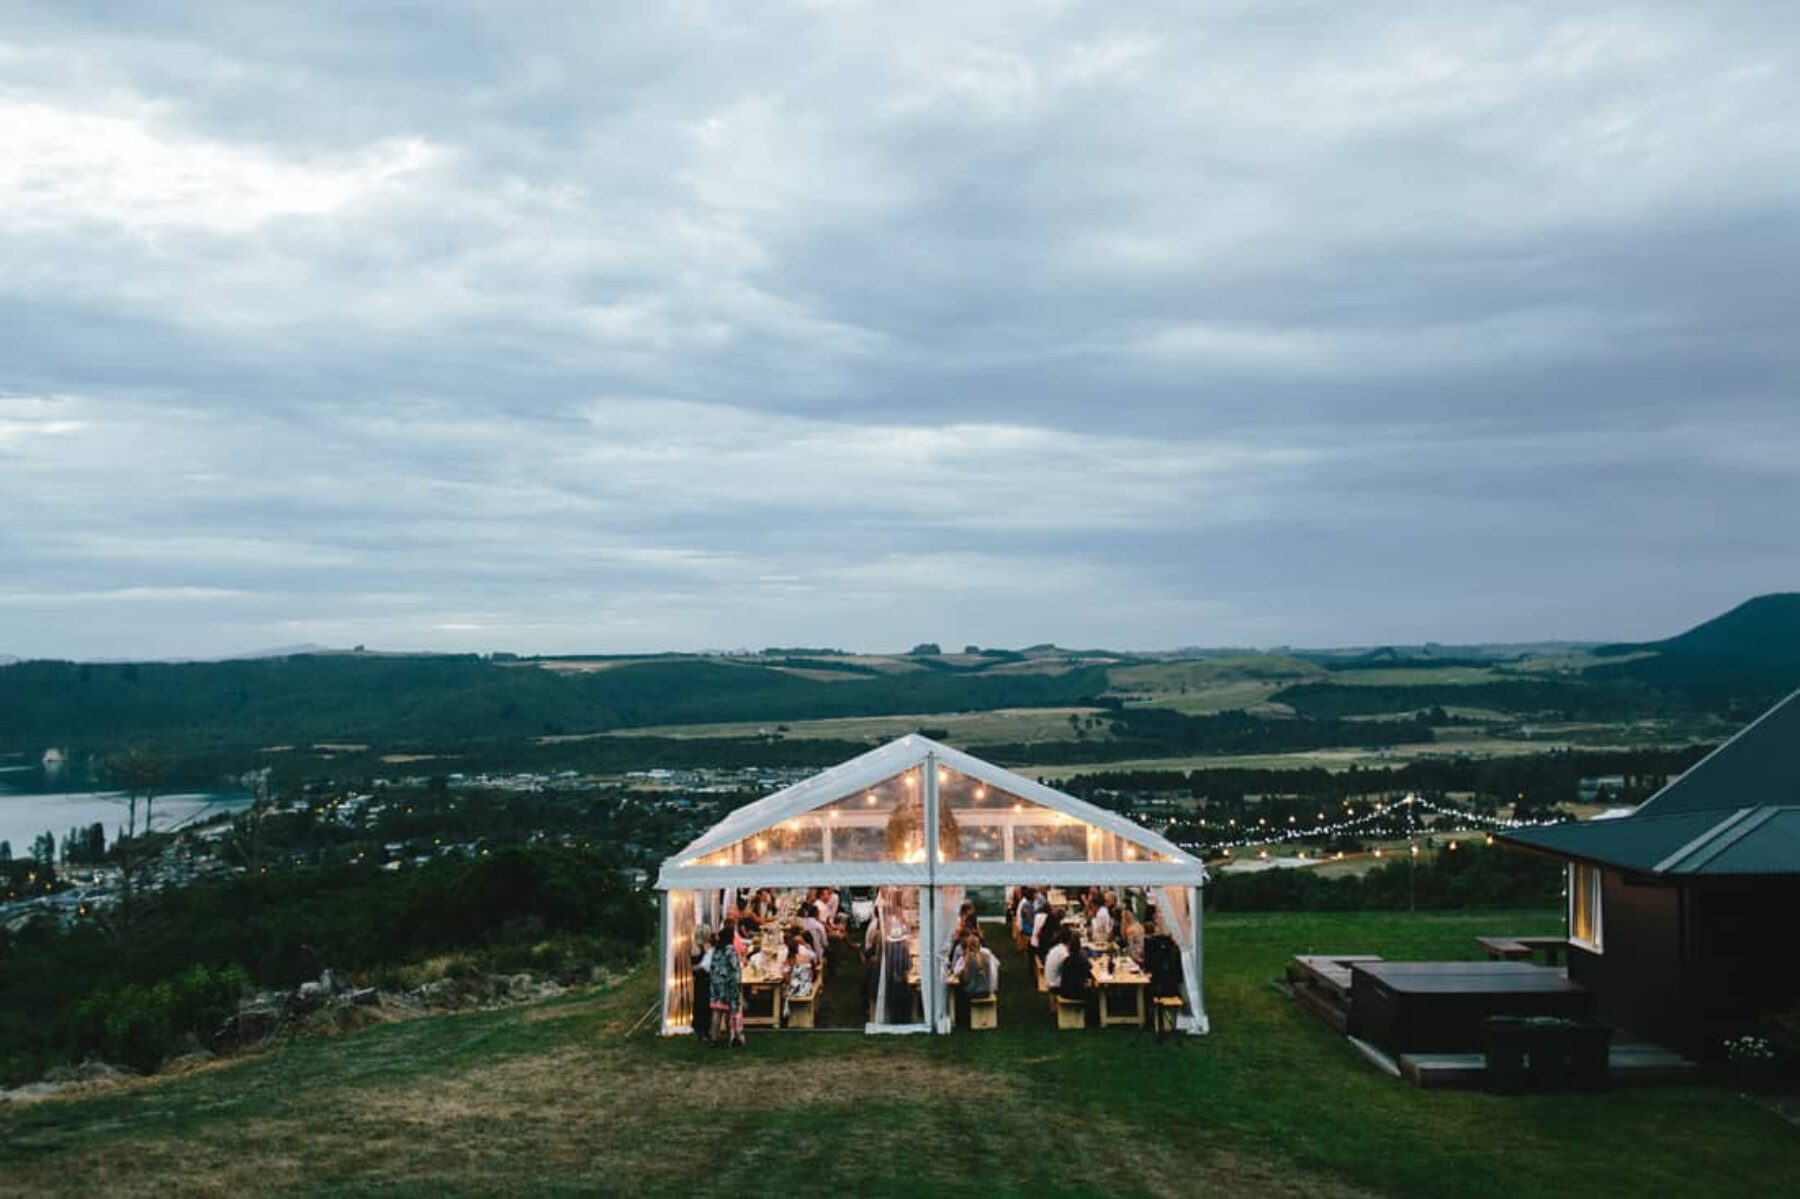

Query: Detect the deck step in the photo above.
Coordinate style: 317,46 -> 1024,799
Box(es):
1395,1044 -> 1704,1089
1292,982 -> 1349,1033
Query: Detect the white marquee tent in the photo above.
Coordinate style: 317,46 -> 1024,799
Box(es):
656,735 -> 1209,1035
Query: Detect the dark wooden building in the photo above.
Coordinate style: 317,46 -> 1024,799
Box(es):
1503,691 -> 1800,1058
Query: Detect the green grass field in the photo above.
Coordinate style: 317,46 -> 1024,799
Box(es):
543,706 -> 1113,745
3,909 -> 1794,1197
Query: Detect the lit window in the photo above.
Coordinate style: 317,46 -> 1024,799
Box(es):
1569,863 -> 1603,953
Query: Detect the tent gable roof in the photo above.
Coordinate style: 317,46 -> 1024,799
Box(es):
664,734 -> 1200,869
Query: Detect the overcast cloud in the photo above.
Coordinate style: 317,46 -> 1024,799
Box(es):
2,1 -> 1797,658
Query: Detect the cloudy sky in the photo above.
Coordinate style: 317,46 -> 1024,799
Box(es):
2,2 -> 1796,659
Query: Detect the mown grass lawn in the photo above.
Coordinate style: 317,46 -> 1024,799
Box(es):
3,909 -> 1795,1197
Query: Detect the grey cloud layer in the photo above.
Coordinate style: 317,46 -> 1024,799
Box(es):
1,1 -> 1796,657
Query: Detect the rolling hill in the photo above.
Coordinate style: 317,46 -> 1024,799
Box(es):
1591,593 -> 1800,700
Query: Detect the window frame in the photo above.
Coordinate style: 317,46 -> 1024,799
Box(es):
1568,862 -> 1604,954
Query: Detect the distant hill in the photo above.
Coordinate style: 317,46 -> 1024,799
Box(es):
1590,593 -> 1800,701
0,653 -> 1113,755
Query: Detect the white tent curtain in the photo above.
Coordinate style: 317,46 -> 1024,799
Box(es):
932,884 -> 964,1033
870,886 -> 924,1032
1154,884 -> 1206,1033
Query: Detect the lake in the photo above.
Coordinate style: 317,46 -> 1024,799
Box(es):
0,758 -> 252,857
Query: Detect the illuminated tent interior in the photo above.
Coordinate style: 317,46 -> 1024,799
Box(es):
656,734 -> 1209,1035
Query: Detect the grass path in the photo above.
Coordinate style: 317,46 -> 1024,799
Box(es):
3,910 -> 1797,1197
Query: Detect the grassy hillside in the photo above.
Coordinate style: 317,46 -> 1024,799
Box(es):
4,910 -> 1795,1197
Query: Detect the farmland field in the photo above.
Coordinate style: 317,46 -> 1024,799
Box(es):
540,706 -> 1114,745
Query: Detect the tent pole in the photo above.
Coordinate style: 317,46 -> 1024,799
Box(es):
923,752 -> 940,1033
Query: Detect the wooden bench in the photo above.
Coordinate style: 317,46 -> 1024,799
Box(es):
786,978 -> 821,1028
970,994 -> 998,1030
1152,995 -> 1184,1039
1056,996 -> 1087,1030
1035,957 -> 1047,993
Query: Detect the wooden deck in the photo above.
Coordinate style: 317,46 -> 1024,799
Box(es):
1286,952 -> 1701,1090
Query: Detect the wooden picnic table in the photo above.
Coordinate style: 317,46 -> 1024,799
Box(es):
1477,935 -> 1569,966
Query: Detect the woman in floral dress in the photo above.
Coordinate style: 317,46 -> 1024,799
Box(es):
709,917 -> 746,1047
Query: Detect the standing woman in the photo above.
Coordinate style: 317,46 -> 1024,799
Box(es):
691,923 -> 715,1043
709,917 -> 746,1048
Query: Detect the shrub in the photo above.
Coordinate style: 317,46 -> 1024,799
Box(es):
68,964 -> 249,1073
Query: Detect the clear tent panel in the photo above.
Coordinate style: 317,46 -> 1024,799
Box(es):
681,766 -> 928,867
933,765 -> 1174,865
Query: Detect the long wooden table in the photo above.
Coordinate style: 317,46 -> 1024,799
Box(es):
740,960 -> 786,1028
1091,956 -> 1149,1027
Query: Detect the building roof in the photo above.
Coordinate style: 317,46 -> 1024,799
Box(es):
1501,689 -> 1800,877
1636,689 -> 1800,817
1502,805 -> 1800,876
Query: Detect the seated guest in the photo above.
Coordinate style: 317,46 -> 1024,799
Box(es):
963,934 -> 999,997
1014,887 -> 1035,947
1090,894 -> 1115,944
1033,907 -> 1065,961
816,886 -> 840,929
957,901 -> 982,945
1144,929 -> 1182,1001
1119,907 -> 1145,966
1043,928 -> 1073,990
783,929 -> 818,999
799,903 -> 829,961
951,931 -> 997,1028
1056,929 -> 1095,1000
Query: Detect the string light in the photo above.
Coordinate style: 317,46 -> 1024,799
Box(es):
1176,792 -> 1564,858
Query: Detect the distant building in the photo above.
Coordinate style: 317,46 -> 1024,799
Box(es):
1577,775 -> 1627,802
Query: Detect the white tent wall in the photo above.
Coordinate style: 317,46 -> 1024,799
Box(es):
655,736 -> 1209,1036
1154,884 -> 1208,1034
661,891 -> 693,1035
661,888 -> 729,1036
869,886 -> 927,1032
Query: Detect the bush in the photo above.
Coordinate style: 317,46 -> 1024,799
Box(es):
68,964 -> 249,1073
2,847 -> 651,1080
